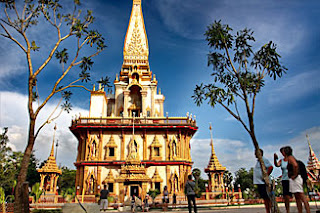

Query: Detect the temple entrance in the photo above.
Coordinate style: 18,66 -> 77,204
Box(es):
130,185 -> 139,197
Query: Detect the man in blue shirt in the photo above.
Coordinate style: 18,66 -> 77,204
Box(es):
253,149 -> 273,213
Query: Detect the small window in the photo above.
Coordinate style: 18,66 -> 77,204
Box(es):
109,148 -> 115,157
108,183 -> 114,192
155,182 -> 160,191
147,111 -> 151,117
154,147 -> 160,156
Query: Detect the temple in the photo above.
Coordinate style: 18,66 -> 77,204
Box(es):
205,124 -> 226,192
38,125 -> 62,195
306,135 -> 320,185
70,0 -> 198,202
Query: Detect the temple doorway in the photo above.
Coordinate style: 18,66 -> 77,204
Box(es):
130,185 -> 139,197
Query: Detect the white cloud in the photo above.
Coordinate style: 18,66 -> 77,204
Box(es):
0,43 -> 26,86
0,91 -> 89,169
267,70 -> 320,104
191,126 -> 320,179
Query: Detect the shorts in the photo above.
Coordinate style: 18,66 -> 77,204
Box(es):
257,184 -> 269,199
289,175 -> 303,193
100,198 -> 108,210
282,180 -> 291,196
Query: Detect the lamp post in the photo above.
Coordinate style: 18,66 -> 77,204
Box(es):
225,183 -> 229,205
237,184 -> 241,206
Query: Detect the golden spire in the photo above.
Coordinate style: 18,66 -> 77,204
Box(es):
38,125 -> 61,174
49,124 -> 56,157
306,134 -> 320,170
206,123 -> 226,172
123,0 -> 149,67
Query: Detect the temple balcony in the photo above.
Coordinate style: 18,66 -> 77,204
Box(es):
70,116 -> 197,129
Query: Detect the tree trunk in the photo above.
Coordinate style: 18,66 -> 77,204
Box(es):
14,119 -> 36,213
249,124 -> 279,213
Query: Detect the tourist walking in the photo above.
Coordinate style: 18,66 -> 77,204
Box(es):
185,174 -> 197,213
284,146 -> 310,213
253,149 -> 273,213
274,147 -> 291,213
100,185 -> 109,212
162,186 -> 169,211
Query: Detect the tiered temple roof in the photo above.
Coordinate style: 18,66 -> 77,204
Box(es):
38,134 -> 61,175
205,125 -> 226,172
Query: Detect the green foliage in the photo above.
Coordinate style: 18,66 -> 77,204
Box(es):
147,189 -> 160,202
197,178 -> 208,192
97,76 -> 112,92
31,183 -> 43,203
55,48 -> 69,64
223,170 -> 233,188
61,188 -> 75,203
234,168 -> 254,193
192,168 -> 202,198
193,20 -> 287,122
27,154 -> 40,187
57,166 -> 76,193
0,128 -> 39,197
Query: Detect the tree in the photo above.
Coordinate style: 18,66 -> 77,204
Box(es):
57,166 -> 76,193
223,170 -> 233,189
193,20 -> 286,212
234,168 -> 254,192
0,1 -> 108,212
192,168 -> 202,198
147,189 -> 160,206
0,187 -> 6,213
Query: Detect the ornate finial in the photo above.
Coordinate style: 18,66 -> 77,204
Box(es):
99,83 -> 102,91
133,0 -> 141,5
209,123 -> 214,153
153,74 -> 156,81
159,88 -> 161,95
93,84 -> 95,91
50,124 -> 57,157
116,73 -> 119,81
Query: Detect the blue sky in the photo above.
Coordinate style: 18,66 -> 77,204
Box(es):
0,0 -> 320,179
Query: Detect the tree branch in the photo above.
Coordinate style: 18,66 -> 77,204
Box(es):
0,23 -> 27,53
218,100 -> 250,133
34,96 -> 63,139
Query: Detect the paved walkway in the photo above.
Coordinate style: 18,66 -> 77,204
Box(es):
112,202 -> 320,213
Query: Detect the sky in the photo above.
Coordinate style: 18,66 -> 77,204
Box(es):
0,0 -> 320,179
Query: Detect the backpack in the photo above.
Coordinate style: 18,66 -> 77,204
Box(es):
297,160 -> 308,184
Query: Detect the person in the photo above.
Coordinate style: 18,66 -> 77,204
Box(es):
162,186 -> 169,211
100,185 -> 109,212
185,174 -> 197,213
143,194 -> 149,212
274,147 -> 291,213
253,149 -> 273,213
284,146 -> 311,213
172,192 -> 177,209
131,194 -> 136,213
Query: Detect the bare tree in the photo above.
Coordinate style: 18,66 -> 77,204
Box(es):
0,0 -> 109,212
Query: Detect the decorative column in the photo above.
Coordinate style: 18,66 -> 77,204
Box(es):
123,90 -> 130,117
159,98 -> 164,117
143,130 -> 147,160
141,90 -> 147,117
121,130 -> 125,160
151,87 -> 155,116
166,165 -> 171,192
